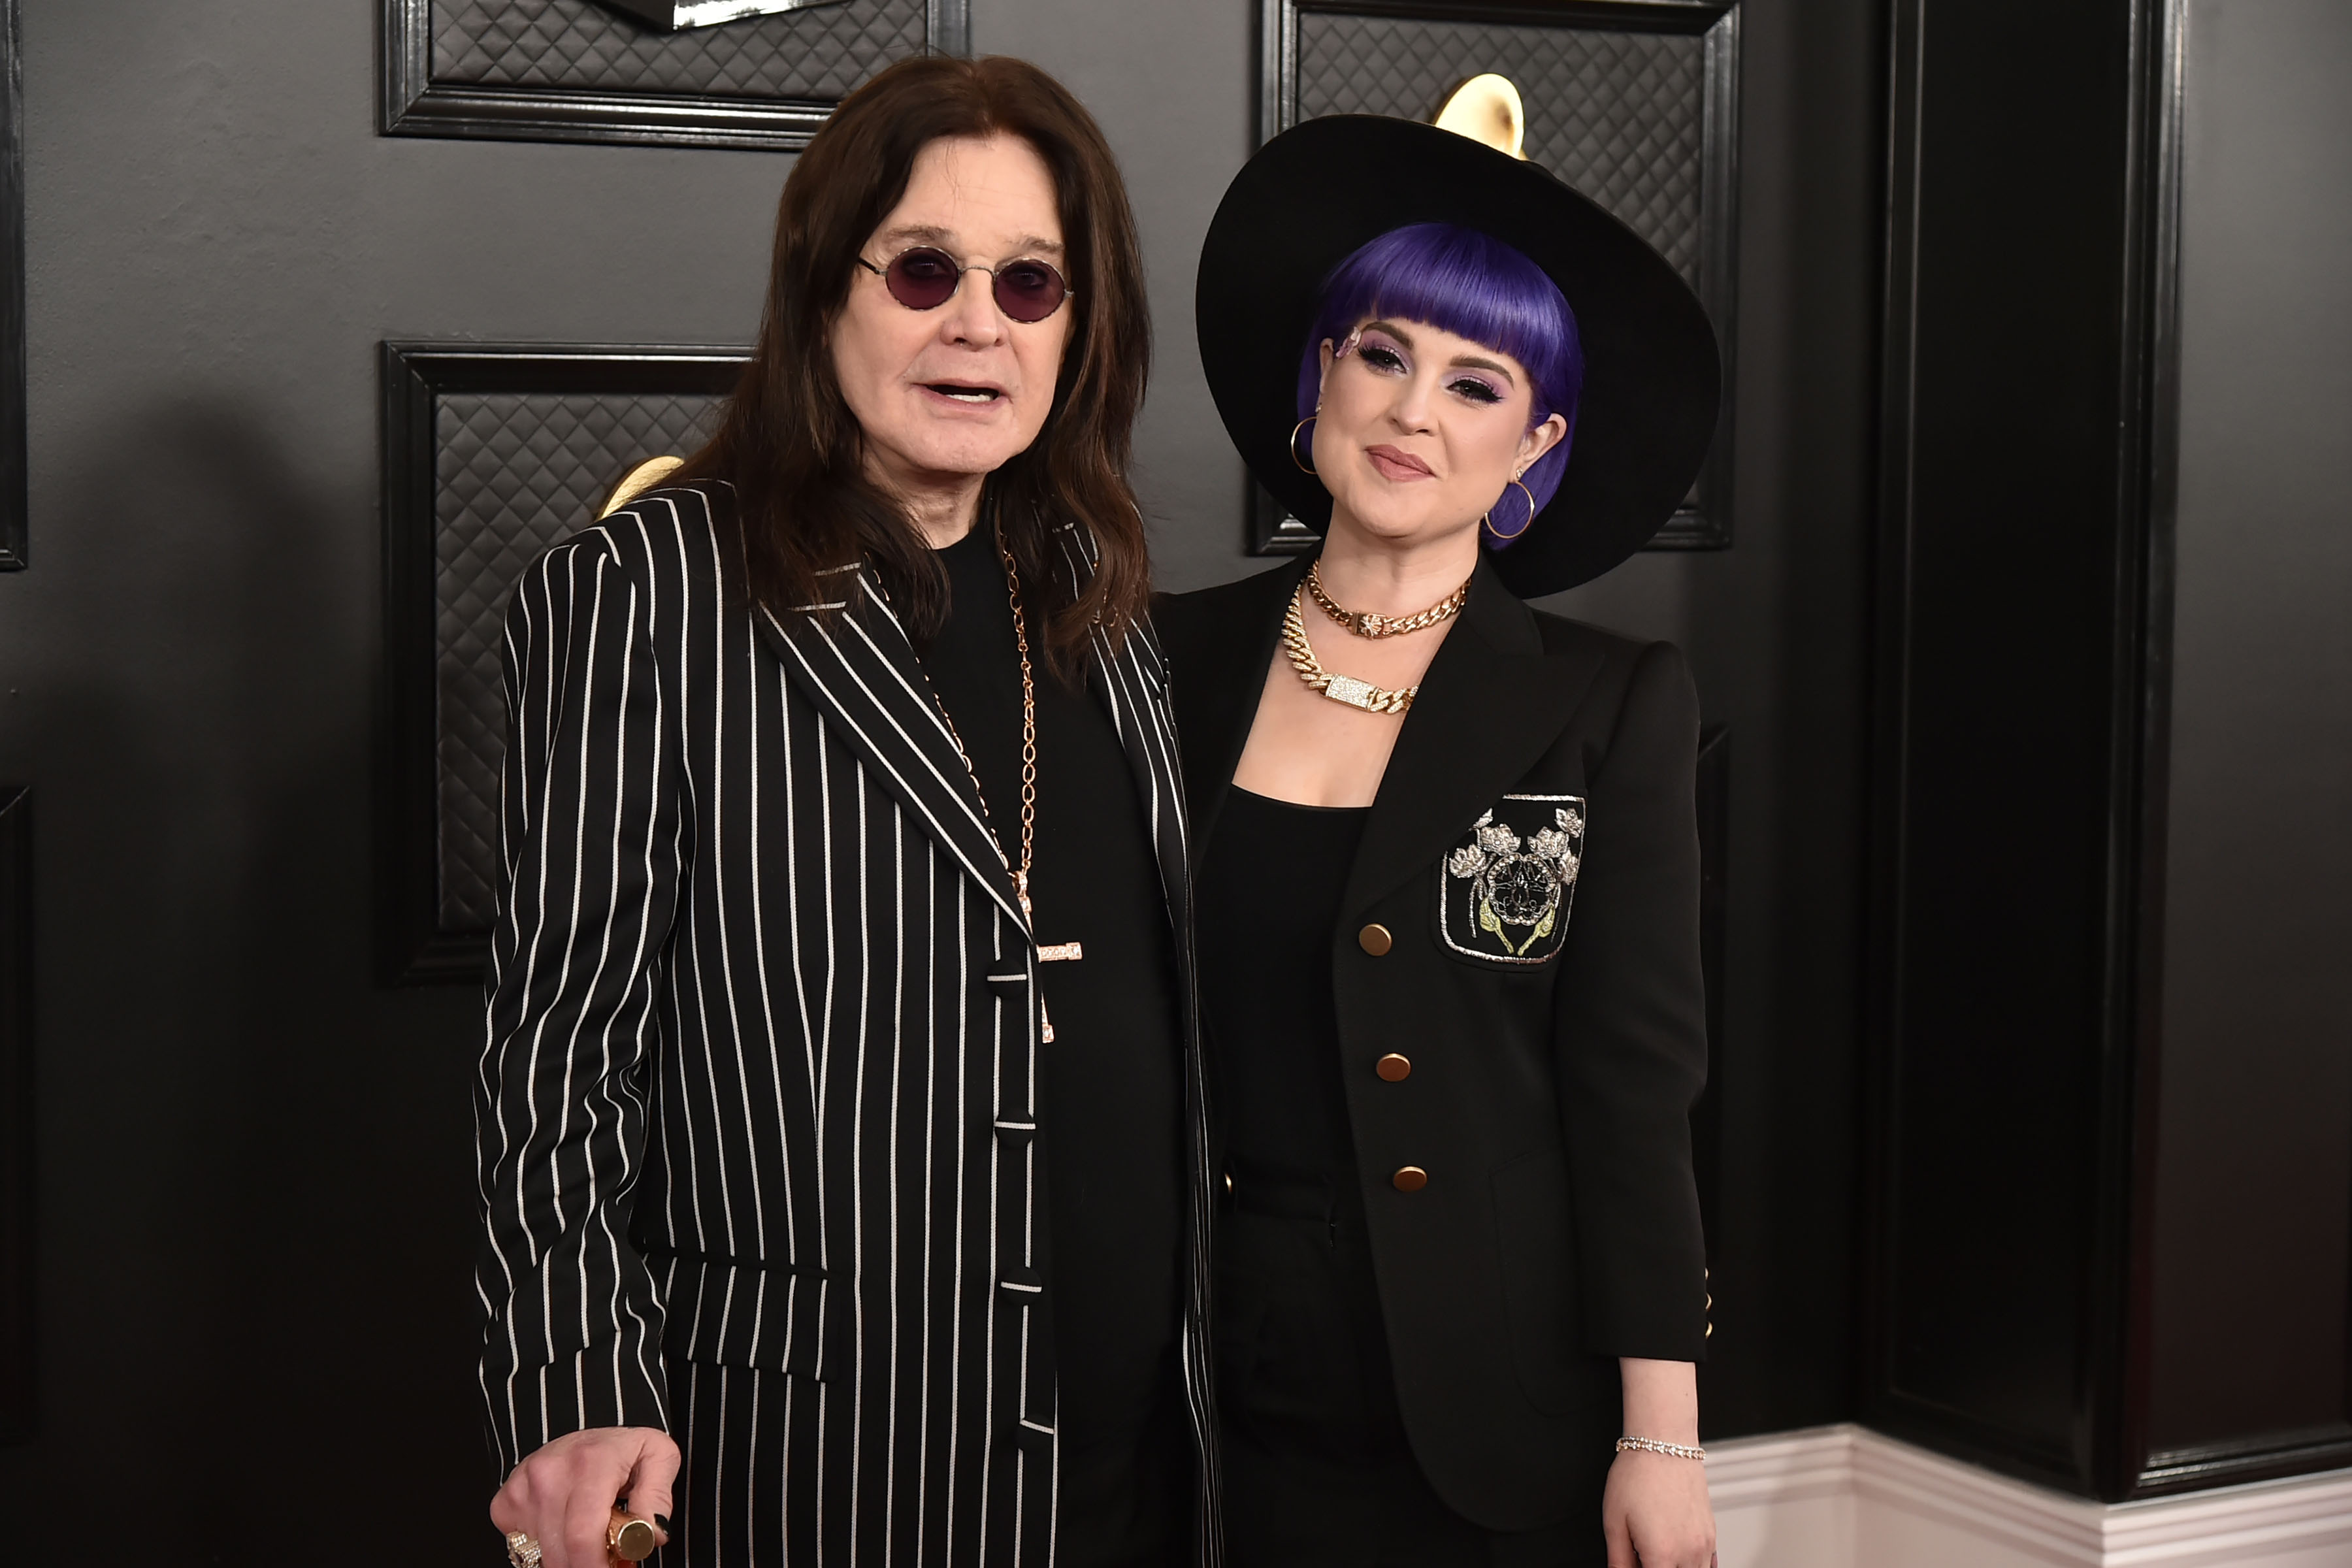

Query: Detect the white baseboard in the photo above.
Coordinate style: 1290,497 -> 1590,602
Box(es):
1707,1424 -> 2352,1568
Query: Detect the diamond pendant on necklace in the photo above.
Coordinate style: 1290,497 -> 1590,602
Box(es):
1283,588 -> 1420,714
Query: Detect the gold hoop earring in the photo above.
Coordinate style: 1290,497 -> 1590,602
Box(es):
1290,415 -> 1319,476
1483,478 -> 1539,543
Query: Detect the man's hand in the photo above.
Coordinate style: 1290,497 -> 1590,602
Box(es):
491,1426 -> 680,1568
1603,1447 -> 1716,1568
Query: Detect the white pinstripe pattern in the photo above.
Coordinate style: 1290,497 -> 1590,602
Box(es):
476,483 -> 1221,1566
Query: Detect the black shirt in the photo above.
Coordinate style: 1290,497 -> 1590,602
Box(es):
917,525 -> 1189,1565
1196,786 -> 1369,1186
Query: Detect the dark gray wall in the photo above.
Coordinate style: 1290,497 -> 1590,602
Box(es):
973,0 -> 1257,594
0,1 -> 1880,1558
1,3 -> 784,1555
2149,0 -> 2352,1457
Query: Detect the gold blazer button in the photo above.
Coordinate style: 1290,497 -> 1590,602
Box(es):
1375,1053 -> 1412,1082
1391,1166 -> 1429,1192
1358,923 -> 1393,956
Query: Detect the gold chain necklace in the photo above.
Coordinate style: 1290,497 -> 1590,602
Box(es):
1283,586 -> 1418,715
1307,561 -> 1471,638
925,521 -> 1083,1038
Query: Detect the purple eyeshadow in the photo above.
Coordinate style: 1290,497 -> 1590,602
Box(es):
1298,223 -> 1584,529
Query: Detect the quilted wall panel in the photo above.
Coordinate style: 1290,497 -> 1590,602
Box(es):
433,390 -> 720,930
1294,13 -> 1707,284
431,0 -> 924,101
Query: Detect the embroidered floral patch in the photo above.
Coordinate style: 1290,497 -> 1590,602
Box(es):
1438,794 -> 1587,966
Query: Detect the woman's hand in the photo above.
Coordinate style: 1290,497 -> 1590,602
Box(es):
1607,1356 -> 1716,1567
1602,1447 -> 1716,1568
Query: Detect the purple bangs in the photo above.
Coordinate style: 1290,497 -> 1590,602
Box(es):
1298,222 -> 1584,530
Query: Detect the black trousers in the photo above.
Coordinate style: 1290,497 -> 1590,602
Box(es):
1215,1170 -> 1599,1568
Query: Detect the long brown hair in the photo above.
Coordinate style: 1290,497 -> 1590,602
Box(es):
679,55 -> 1154,669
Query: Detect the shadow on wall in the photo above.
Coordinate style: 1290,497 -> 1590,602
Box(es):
17,400 -> 488,1563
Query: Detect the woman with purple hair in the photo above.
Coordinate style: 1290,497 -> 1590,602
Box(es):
1159,116 -> 1723,1565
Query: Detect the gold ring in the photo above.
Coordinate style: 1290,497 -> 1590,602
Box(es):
503,1508 -> 659,1566
610,1509 -> 661,1562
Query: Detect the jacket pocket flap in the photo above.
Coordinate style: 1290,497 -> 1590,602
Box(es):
653,1250 -> 839,1382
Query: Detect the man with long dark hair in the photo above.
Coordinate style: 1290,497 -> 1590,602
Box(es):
474,56 -> 1213,1568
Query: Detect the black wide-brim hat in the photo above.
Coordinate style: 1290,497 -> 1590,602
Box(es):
1196,114 -> 1722,598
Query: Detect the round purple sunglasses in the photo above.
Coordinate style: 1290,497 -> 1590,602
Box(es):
855,246 -> 1075,324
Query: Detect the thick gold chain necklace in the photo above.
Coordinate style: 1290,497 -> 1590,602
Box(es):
1283,587 -> 1418,715
927,522 -> 1083,1037
1307,561 -> 1471,638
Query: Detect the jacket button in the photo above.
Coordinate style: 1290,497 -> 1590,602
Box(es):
1375,1053 -> 1412,1082
1391,1166 -> 1428,1193
1358,923 -> 1393,956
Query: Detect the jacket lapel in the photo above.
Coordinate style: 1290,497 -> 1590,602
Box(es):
755,574 -> 1031,935
1341,555 -> 1605,920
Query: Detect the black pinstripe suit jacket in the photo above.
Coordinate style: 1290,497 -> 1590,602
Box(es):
474,482 -> 1220,1566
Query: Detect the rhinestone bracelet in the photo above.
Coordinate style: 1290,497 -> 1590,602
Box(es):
1616,1436 -> 1706,1462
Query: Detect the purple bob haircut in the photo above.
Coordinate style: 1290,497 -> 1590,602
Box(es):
1298,222 -> 1584,539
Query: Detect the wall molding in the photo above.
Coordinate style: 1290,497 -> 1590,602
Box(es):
1861,0 -> 2198,1499
0,0 -> 24,570
2138,1424 -> 2352,1497
379,0 -> 971,151
1710,1425 -> 2352,1568
377,342 -> 747,985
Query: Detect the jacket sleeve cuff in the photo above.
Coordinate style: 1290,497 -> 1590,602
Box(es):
485,1339 -> 672,1476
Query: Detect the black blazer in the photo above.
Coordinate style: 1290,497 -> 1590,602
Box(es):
1157,555 -> 1708,1534
475,483 -> 1222,1566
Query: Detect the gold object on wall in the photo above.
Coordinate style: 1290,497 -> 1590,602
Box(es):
598,0 -> 847,29
1431,74 -> 1527,160
602,455 -> 686,518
